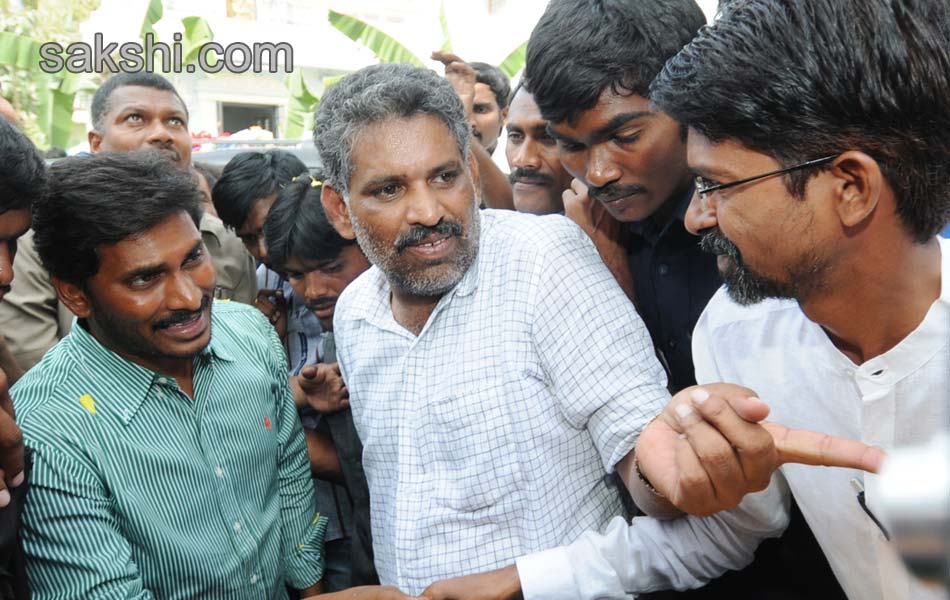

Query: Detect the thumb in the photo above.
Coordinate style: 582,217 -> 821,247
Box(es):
728,395 -> 771,423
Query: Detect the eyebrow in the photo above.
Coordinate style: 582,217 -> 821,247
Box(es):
550,111 -> 653,145
122,240 -> 202,281
115,103 -> 187,119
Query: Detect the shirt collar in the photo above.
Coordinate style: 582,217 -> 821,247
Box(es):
628,183 -> 695,240
69,316 -> 232,426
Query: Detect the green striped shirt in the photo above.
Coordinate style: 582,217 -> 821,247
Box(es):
12,301 -> 326,599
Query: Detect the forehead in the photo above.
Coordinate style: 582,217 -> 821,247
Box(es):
552,88 -> 652,136
98,211 -> 200,271
104,85 -> 186,119
686,129 -> 762,177
0,208 -> 31,239
473,82 -> 498,107
349,114 -> 463,184
507,89 -> 544,126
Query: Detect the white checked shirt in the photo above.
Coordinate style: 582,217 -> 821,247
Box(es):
334,209 -> 669,594
517,238 -> 950,600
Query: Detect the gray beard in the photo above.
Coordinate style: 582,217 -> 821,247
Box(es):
349,201 -> 481,298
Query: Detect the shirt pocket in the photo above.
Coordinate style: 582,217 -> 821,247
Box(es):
427,383 -> 523,513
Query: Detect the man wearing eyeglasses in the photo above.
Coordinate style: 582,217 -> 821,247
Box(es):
464,1 -> 946,599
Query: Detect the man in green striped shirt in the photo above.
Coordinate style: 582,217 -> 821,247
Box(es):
10,152 -> 330,599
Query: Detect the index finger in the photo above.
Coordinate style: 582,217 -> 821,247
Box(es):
431,50 -> 464,65
765,422 -> 887,473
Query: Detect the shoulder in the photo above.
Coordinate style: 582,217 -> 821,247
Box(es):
696,286 -> 804,342
11,339 -> 98,443
481,209 -> 590,254
334,265 -> 386,326
209,300 -> 274,344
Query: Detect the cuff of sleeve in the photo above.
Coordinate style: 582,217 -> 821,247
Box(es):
284,512 -> 328,590
516,546 -> 579,600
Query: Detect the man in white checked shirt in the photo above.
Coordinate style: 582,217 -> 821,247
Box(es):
313,63 -> 672,595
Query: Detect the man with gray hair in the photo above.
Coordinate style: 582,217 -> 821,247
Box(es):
313,62 -> 672,594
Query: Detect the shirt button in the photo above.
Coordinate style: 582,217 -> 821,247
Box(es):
250,574 -> 259,585
667,339 -> 677,349
215,467 -> 225,479
233,521 -> 242,534
658,264 -> 670,276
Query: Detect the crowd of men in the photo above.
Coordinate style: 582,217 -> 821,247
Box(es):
0,0 -> 947,599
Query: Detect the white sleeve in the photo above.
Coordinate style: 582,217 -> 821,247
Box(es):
516,290 -> 792,600
517,475 -> 792,600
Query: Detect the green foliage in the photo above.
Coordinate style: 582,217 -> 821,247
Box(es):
499,40 -> 527,79
283,69 -> 320,139
327,10 -> 424,67
140,0 -> 163,40
180,15 -> 215,67
438,2 -> 452,53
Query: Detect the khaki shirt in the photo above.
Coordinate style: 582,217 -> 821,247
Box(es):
0,214 -> 256,369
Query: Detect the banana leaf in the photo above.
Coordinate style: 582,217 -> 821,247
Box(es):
181,15 -> 215,67
140,0 -> 164,40
284,69 -> 319,139
439,2 -> 452,53
499,40 -> 528,79
327,10 -> 424,66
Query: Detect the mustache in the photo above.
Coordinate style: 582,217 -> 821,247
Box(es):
394,220 -> 463,253
306,297 -> 338,312
146,144 -> 181,163
508,168 -> 555,187
588,183 -> 648,204
700,229 -> 742,261
153,295 -> 210,330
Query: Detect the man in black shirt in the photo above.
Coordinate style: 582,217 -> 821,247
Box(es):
525,0 -> 718,394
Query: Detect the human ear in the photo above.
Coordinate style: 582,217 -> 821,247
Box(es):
321,184 -> 356,240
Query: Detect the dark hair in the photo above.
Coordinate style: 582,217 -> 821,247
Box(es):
651,0 -> 950,243
525,0 -> 705,125
212,150 -> 308,231
0,116 -> 46,214
193,162 -> 220,190
91,72 -> 187,131
264,172 -> 357,274
313,63 -> 470,195
471,62 -> 512,111
32,152 -> 203,286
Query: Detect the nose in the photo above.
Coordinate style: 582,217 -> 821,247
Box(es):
511,139 -> 542,171
255,237 -> 268,263
404,185 -> 446,228
145,120 -> 174,146
684,189 -> 720,236
0,243 -> 13,289
166,270 -> 203,311
303,272 -> 331,303
585,144 -> 622,189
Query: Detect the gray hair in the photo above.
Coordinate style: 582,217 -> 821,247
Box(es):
313,63 -> 471,196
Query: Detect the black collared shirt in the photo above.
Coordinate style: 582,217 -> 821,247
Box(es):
626,188 -> 721,393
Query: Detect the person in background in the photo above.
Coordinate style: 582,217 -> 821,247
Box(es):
0,72 -> 257,370
192,162 -> 220,219
265,173 -> 376,590
0,114 -> 46,600
504,82 -> 574,215
432,52 -> 515,210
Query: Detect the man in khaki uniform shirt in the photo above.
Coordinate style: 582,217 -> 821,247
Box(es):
0,73 -> 256,369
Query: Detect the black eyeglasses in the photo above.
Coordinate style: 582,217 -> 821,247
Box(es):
695,155 -> 837,198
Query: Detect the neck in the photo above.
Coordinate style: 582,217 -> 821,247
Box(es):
651,177 -> 693,229
84,320 -> 196,395
390,287 -> 443,336
799,237 -> 941,364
